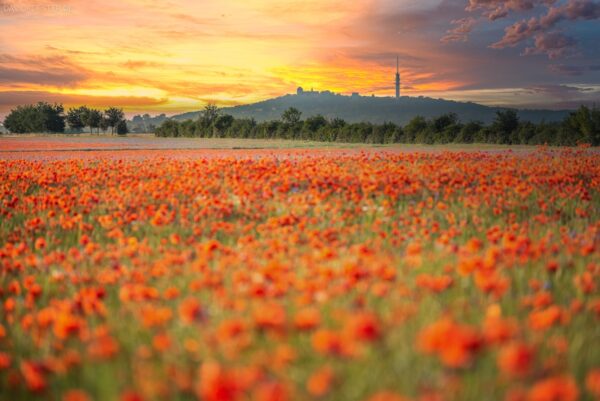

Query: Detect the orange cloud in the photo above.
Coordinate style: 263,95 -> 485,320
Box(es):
0,0 -> 478,116
0,90 -> 167,114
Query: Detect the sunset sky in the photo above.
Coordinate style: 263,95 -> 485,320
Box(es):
1,0 -> 599,117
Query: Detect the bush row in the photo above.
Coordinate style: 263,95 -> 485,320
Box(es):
155,105 -> 600,146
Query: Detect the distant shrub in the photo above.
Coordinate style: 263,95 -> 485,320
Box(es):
116,120 -> 129,135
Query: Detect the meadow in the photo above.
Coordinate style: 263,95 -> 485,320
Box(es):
0,139 -> 599,401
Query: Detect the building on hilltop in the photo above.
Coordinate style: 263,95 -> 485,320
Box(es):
297,87 -> 319,96
296,87 -> 335,96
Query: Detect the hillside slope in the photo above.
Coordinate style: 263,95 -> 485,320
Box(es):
130,93 -> 572,128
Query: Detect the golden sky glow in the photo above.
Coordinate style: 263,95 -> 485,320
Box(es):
1,0 -> 599,116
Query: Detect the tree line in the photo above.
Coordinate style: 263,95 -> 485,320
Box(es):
2,102 -> 129,135
155,104 -> 600,146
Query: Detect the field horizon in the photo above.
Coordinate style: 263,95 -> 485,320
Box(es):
2,135 -> 595,152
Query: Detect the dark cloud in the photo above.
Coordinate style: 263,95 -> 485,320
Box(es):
0,90 -> 167,115
549,63 -> 600,75
514,84 -> 600,108
526,83 -> 593,95
0,67 -> 86,86
0,54 -> 88,86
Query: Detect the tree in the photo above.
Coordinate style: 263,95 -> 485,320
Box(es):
562,105 -> 600,146
227,118 -> 256,138
179,120 -> 196,137
430,113 -> 461,143
516,121 -> 536,145
330,118 -> 346,129
492,109 -> 519,144
531,121 -> 559,145
198,103 -> 220,130
155,120 -> 180,137
256,120 -> 281,139
38,103 -> 65,133
403,116 -> 427,143
282,107 -> 302,125
105,107 -> 125,134
78,107 -> 91,133
325,118 -> 346,142
116,120 -> 129,135
302,115 -> 327,140
66,107 -> 86,131
380,122 -> 401,143
3,102 -> 65,133
432,113 -> 458,133
4,105 -> 41,133
213,114 -> 234,137
86,109 -> 103,134
455,121 -> 483,143
99,117 -> 110,134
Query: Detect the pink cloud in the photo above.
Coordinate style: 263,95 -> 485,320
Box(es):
541,0 -> 600,25
491,17 -> 543,48
441,17 -> 478,42
524,32 -> 577,58
487,0 -> 600,57
466,0 -> 557,20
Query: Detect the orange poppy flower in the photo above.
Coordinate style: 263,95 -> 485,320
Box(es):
345,311 -> 382,342
307,365 -> 335,397
527,375 -> 578,401
417,317 -> 482,368
497,342 -> 535,378
179,297 -> 204,324
365,391 -> 411,401
254,302 -> 286,331
253,381 -> 289,401
586,369 -> 600,398
528,306 -> 563,331
294,307 -> 321,331
63,389 -> 92,401
197,361 -> 242,401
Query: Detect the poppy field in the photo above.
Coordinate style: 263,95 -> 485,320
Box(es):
1,146 -> 599,401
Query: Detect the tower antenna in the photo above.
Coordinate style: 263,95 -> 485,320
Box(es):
395,55 -> 400,99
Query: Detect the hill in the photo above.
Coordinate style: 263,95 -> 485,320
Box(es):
129,92 -> 573,130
